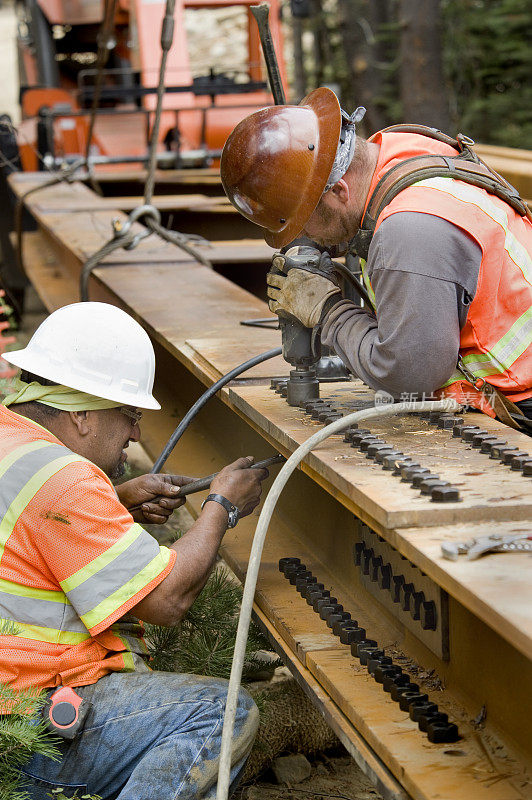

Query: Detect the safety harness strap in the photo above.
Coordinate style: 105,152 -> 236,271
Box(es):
350,125 -> 531,260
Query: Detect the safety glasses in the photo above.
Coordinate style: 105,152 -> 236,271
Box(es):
119,406 -> 143,425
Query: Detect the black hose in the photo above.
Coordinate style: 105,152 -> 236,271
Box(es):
151,346 -> 282,473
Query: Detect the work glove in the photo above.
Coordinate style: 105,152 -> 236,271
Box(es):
267,246 -> 342,329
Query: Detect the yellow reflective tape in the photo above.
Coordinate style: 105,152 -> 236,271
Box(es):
359,259 -> 376,310
60,523 -> 145,593
0,577 -> 69,604
0,440 -> 52,482
413,177 -> 532,286
0,617 -> 89,645
119,650 -> 137,672
81,547 -> 172,630
0,454 -> 85,553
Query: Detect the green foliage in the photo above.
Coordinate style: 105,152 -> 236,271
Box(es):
145,565 -> 280,680
47,790 -> 102,800
442,0 -> 532,146
0,683 -> 61,800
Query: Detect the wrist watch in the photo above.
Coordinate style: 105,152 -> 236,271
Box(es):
201,493 -> 240,528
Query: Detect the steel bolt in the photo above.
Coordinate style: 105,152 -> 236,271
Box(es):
399,691 -> 429,712
391,574 -> 405,603
461,426 -> 485,442
453,423 -> 476,437
375,665 -> 403,684
412,472 -> 439,488
362,548 -> 374,575
309,590 -> 330,609
378,563 -> 392,590
502,449 -> 529,465
350,432 -> 377,447
279,557 -> 300,574
368,655 -> 392,676
471,432 -> 499,448
390,682 -> 419,702
418,711 -> 448,732
319,602 -> 343,621
370,555 -> 383,582
392,458 -> 415,475
313,595 -> 337,613
510,454 -> 531,470
318,408 -> 338,422
344,427 -> 370,443
340,627 -> 367,645
438,415 -> 462,429
311,405 -> 333,419
410,702 -> 438,723
431,485 -> 461,502
401,465 -> 430,482
284,564 -> 306,581
427,722 -> 459,743
296,575 -> 317,592
420,479 -> 449,495
522,461 -> 532,476
353,542 -> 365,566
366,443 -> 393,459
289,568 -> 311,585
303,582 -> 324,602
332,618 -> 354,637
383,673 -> 410,693
400,582 -> 415,611
358,645 -> 383,666
353,639 -> 377,659
420,600 -> 437,630
480,437 -> 507,454
360,437 -> 383,453
490,444 -> 518,460
410,590 -> 425,620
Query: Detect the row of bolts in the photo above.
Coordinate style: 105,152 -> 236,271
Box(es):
270,380 -> 532,501
279,556 -> 460,744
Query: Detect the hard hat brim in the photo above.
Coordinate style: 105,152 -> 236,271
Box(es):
3,348 -> 162,410
264,88 -> 342,249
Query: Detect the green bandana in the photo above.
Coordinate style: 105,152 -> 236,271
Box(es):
2,380 -> 123,411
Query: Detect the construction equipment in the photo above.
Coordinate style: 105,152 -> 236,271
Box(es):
13,0 -> 287,171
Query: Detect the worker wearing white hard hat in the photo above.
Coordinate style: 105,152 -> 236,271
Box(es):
0,302 -> 266,799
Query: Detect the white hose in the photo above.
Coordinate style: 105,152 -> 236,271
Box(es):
216,398 -> 461,800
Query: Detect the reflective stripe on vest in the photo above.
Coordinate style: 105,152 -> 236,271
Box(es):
0,441 -> 92,644
359,259 -> 376,311
412,178 -> 532,386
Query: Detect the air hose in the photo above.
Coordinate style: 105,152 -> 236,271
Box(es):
215,397 -> 462,800
151,347 -> 282,473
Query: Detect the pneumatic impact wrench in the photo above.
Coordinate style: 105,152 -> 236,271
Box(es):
270,245 -> 349,406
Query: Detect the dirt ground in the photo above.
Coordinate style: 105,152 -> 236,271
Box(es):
239,751 -> 383,800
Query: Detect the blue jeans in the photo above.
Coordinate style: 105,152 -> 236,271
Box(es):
21,672 -> 259,800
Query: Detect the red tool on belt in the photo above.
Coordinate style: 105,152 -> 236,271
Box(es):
42,686 -> 92,739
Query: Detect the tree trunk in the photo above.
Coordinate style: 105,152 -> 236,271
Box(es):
337,0 -> 391,133
398,0 -> 451,130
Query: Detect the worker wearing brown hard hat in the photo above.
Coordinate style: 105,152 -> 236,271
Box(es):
221,88 -> 532,430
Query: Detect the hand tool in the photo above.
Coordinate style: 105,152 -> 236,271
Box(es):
441,532 -> 532,561
129,454 -> 286,514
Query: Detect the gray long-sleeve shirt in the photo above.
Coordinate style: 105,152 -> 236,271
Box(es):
321,211 -> 482,398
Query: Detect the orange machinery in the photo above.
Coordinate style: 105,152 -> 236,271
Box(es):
15,0 -> 286,170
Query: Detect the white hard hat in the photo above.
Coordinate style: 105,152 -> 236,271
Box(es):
4,302 -> 161,410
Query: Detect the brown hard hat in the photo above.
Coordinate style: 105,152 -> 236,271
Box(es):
220,87 -> 342,248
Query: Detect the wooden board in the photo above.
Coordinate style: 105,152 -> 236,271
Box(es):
220,524 -> 531,800
225,382 -> 532,529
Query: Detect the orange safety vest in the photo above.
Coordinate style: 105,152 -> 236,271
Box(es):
360,130 -> 532,417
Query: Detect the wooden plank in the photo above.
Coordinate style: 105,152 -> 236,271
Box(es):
10,232 -> 78,311
394,520 -> 532,663
226,382 -> 532,529
253,604 -> 410,800
308,649 -> 529,800
220,525 -> 531,800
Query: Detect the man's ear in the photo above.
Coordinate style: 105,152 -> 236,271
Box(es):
330,178 -> 350,205
69,410 -> 91,436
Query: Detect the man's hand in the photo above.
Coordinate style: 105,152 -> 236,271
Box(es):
267,247 -> 341,328
209,456 -> 268,518
117,474 -> 193,524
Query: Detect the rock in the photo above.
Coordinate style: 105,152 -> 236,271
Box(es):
272,754 -> 312,785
